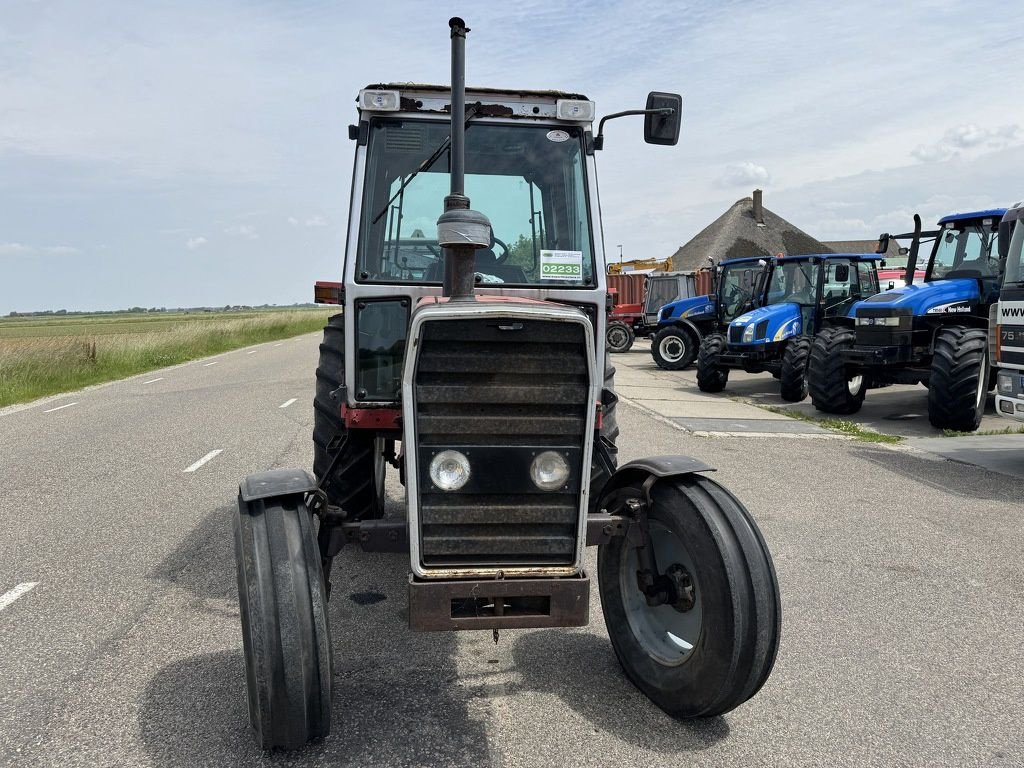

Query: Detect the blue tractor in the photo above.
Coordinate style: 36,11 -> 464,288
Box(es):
807,210 -> 1006,430
697,254 -> 882,401
650,256 -> 772,369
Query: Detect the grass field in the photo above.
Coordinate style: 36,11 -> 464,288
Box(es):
0,308 -> 334,408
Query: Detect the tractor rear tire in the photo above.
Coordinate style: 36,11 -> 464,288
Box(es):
234,492 -> 333,750
597,474 -> 781,718
590,358 -> 619,510
651,327 -> 697,370
313,314 -> 384,520
607,321 -> 635,354
779,337 -> 810,402
807,327 -> 865,414
696,334 -> 729,393
928,326 -> 988,431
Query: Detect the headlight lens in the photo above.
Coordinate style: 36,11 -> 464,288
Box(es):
742,324 -> 755,342
429,450 -> 471,491
530,450 -> 570,491
856,316 -> 900,326
997,373 -> 1014,394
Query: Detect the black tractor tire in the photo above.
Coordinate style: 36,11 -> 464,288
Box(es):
313,314 -> 384,520
696,334 -> 729,393
807,327 -> 866,414
234,492 -> 333,750
590,359 -> 619,510
606,321 -> 635,354
651,326 -> 697,370
928,326 -> 988,431
779,337 -> 810,402
597,474 -> 781,718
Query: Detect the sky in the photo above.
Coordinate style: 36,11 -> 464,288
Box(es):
1,0 -> 1022,313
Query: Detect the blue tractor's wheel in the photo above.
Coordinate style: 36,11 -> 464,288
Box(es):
808,327 -> 865,414
928,326 -> 988,431
597,475 -> 781,718
696,334 -> 728,392
234,491 -> 333,749
779,337 -> 810,402
651,327 -> 697,370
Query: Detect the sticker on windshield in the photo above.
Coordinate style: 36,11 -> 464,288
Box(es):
540,250 -> 583,280
546,130 -> 569,143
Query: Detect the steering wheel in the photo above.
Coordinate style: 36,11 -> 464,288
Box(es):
491,235 -> 510,263
723,284 -> 743,316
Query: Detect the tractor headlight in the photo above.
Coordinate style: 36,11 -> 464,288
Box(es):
429,450 -> 471,491
530,451 -> 570,491
742,324 -> 755,342
997,373 -> 1014,394
856,316 -> 900,326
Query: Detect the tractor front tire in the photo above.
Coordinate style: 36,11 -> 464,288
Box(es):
779,337 -> 810,402
696,334 -> 729,393
607,321 -> 635,354
928,326 -> 988,431
314,314 -> 384,520
651,327 -> 697,370
597,475 -> 781,718
807,327 -> 865,414
234,492 -> 333,750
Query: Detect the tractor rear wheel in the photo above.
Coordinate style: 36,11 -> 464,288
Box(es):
807,327 -> 865,414
928,326 -> 988,431
234,492 -> 333,750
314,314 -> 384,520
597,474 -> 781,718
651,327 -> 697,370
607,321 -> 635,354
779,337 -> 810,402
696,334 -> 729,392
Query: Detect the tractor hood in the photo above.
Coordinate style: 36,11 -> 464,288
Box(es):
659,294 -> 715,323
852,278 -> 981,317
728,303 -> 802,344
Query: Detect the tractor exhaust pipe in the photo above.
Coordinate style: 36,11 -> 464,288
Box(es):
904,213 -> 923,286
437,17 -> 491,299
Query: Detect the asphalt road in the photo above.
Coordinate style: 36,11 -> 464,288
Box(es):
1,334 -> 1022,767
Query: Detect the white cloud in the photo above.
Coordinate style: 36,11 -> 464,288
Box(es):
716,162 -> 771,189
911,123 -> 1022,163
43,245 -> 81,255
186,236 -> 208,250
0,243 -> 80,257
0,243 -> 34,256
224,224 -> 258,239
288,215 -> 328,227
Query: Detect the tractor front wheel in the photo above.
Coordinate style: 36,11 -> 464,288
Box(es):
928,326 -> 988,431
651,327 -> 697,370
607,321 -> 635,354
779,337 -> 810,402
597,475 -> 781,718
807,327 -> 865,414
234,491 -> 333,750
696,334 -> 729,392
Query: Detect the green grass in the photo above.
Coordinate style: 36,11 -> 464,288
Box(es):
0,308 -> 334,408
942,425 -> 1024,437
759,405 -> 904,444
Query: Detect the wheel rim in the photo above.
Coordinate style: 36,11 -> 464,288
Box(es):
847,374 -> 863,396
619,519 -> 703,666
609,326 -> 628,349
975,350 -> 987,409
659,336 -> 685,363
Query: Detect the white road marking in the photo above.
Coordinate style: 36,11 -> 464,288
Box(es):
183,449 -> 223,473
279,398 -> 297,409
143,378 -> 164,385
203,361 -> 219,367
246,350 -> 257,355
273,343 -> 282,347
42,402 -> 77,413
0,582 -> 39,612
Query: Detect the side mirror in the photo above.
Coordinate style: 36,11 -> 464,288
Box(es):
834,264 -> 850,282
999,220 -> 1012,261
875,233 -> 890,255
644,92 -> 682,146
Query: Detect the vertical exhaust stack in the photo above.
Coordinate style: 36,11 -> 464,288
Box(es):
753,189 -> 764,225
437,17 -> 492,299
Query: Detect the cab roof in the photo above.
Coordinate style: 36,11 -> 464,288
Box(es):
777,252 -> 883,263
937,208 -> 1007,225
363,83 -> 589,101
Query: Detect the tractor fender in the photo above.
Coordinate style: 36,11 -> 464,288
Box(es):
664,317 -> 707,341
239,468 -> 318,502
595,455 -> 715,509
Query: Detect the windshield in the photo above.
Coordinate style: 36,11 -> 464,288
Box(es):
356,118 -> 594,286
928,222 -> 1000,280
767,261 -> 820,306
1006,221 -> 1024,286
718,261 -> 763,321
645,276 -> 686,313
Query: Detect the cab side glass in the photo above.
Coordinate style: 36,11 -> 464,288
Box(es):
644,92 -> 682,146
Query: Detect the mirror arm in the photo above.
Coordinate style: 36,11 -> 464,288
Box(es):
593,107 -> 675,150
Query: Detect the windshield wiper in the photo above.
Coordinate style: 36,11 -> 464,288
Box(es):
371,107 -> 479,225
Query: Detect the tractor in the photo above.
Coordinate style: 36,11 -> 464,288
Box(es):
231,18 -> 780,750
807,210 -> 1006,430
651,256 -> 772,370
606,270 -> 713,354
697,254 -> 881,400
993,203 -> 1024,421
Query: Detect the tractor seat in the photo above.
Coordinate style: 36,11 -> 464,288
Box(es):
424,249 -> 528,284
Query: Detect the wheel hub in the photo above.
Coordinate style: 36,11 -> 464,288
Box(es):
661,338 -> 683,361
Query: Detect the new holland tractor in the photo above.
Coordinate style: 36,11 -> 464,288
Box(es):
697,254 -> 881,400
807,210 -> 1006,429
231,19 -> 780,751
651,256 -> 772,369
993,202 -> 1024,421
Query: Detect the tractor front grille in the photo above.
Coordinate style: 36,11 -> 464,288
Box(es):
412,315 -> 591,569
729,325 -> 745,344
